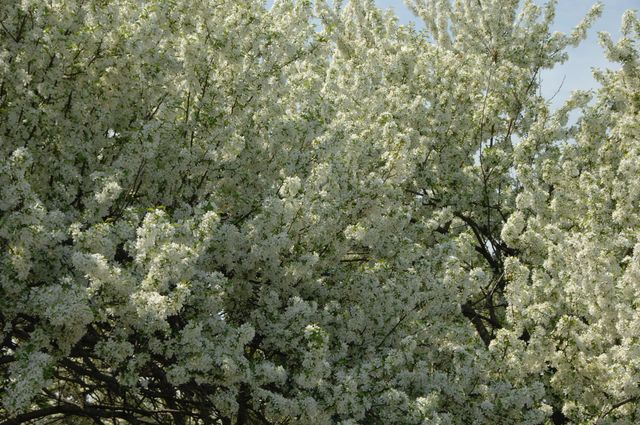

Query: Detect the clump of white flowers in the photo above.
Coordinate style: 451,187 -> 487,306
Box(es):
1,0 -> 638,424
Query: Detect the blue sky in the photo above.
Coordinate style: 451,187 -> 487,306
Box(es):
374,0 -> 638,108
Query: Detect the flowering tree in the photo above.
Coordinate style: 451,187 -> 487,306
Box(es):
0,0 -> 637,424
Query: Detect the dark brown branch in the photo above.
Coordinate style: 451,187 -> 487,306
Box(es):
599,395 -> 640,420
461,302 -> 492,347
0,403 -> 152,425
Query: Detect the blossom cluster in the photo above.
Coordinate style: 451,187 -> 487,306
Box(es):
0,0 -> 637,424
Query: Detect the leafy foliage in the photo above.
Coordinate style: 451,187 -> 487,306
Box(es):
0,0 -> 638,424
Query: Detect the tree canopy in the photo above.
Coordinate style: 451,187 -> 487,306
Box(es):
1,0 -> 639,424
